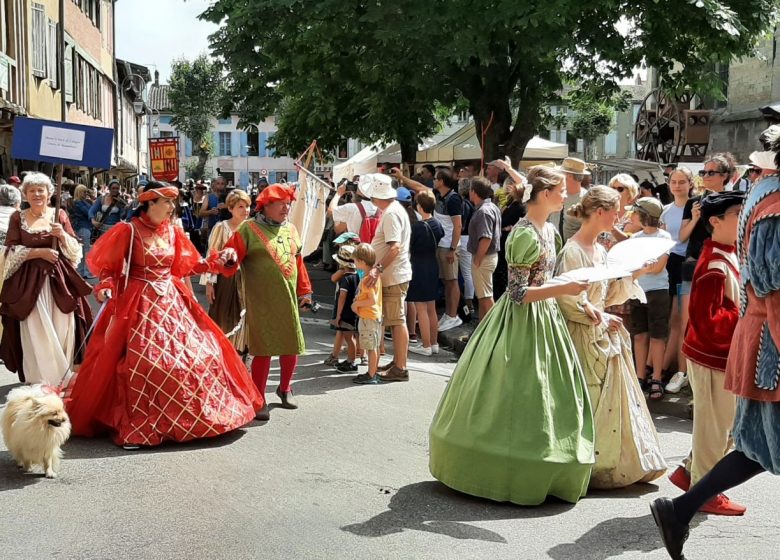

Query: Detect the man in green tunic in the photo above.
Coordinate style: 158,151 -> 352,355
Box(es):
223,184 -> 313,421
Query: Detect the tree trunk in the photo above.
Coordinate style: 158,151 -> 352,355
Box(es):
472,98 -> 512,166
506,95 -> 543,168
470,85 -> 542,169
195,148 -> 209,180
399,139 -> 418,166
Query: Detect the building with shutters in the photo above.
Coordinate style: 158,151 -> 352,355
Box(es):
0,0 -> 30,177
0,0 -> 119,181
147,73 -> 299,186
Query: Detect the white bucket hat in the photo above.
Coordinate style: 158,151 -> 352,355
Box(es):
364,173 -> 395,200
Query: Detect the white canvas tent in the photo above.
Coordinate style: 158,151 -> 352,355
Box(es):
332,143 -> 402,183
416,122 -> 568,163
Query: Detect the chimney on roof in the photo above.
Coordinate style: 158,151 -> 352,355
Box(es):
154,70 -> 159,86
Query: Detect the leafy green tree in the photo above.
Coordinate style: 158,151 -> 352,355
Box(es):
565,89 -> 631,160
168,55 -> 225,179
202,0 -> 777,165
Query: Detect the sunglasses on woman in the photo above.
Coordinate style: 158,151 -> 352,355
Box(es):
612,185 -> 626,193
698,170 -> 725,177
748,168 -> 762,175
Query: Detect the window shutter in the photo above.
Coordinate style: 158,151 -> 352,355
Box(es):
258,132 -> 267,157
64,45 -> 73,102
185,138 -> 193,157
230,132 -> 239,157
31,4 -> 46,78
239,131 -> 248,157
47,20 -> 58,88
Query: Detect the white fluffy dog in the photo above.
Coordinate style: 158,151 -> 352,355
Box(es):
1,385 -> 71,478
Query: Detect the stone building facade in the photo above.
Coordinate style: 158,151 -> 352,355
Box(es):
708,28 -> 780,161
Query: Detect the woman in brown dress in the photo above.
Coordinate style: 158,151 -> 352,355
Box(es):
201,189 -> 251,351
0,172 -> 92,384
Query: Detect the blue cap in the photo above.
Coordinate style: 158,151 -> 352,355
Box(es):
396,186 -> 412,202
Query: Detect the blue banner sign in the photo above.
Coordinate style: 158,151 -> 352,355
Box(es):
11,116 -> 114,169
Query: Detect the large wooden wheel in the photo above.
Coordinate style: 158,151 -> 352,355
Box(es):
635,88 -> 710,164
635,89 -> 682,164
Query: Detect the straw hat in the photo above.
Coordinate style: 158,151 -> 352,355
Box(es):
555,157 -> 591,176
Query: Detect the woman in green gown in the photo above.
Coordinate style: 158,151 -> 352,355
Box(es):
555,186 -> 666,490
429,166 -> 595,505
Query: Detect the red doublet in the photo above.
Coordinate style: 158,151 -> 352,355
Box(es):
683,239 -> 740,371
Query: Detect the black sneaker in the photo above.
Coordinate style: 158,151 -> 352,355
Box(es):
337,360 -> 358,373
353,373 -> 380,385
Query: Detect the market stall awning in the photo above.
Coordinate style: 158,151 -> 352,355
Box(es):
416,122 -> 568,163
332,142 -> 402,183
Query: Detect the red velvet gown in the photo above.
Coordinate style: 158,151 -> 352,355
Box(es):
66,215 -> 263,446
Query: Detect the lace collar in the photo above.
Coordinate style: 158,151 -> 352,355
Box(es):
21,207 -> 55,234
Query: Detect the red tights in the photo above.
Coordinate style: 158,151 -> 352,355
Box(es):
250,355 -> 298,394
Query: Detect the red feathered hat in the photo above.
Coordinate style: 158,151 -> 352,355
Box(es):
255,183 -> 296,211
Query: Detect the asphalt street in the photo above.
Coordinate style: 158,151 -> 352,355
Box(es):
1,269 -> 779,559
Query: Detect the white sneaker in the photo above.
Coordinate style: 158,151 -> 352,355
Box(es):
665,372 -> 689,393
431,344 -> 440,355
409,346 -> 433,357
439,315 -> 463,332
437,314 -> 448,328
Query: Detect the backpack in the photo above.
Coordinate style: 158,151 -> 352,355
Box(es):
356,202 -> 383,243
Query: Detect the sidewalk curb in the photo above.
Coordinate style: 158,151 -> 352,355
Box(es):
437,321 -> 693,421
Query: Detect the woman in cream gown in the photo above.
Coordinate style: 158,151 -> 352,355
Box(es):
555,186 -> 667,489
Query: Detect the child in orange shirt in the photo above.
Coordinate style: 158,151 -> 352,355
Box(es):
351,243 -> 383,384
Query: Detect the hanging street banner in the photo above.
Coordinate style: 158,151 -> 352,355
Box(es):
149,137 -> 180,182
289,166 -> 332,257
11,116 -> 113,168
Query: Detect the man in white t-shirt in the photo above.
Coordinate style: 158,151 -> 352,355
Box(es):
363,174 -> 412,383
327,178 -> 379,235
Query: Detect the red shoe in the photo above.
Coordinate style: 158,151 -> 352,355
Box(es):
699,494 -> 747,516
668,465 -> 691,492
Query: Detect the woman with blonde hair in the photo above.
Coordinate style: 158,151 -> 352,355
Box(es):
430,165 -> 594,505
556,185 -> 666,488
200,189 -> 252,351
602,173 -> 640,247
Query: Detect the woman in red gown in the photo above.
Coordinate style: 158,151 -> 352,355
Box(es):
66,183 -> 263,449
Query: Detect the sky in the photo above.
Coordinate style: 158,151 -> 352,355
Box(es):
115,0 -> 217,84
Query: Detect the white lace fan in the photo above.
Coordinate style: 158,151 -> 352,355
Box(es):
552,236 -> 676,284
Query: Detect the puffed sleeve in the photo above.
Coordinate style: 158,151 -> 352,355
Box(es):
749,215 -> 780,350
57,209 -> 83,266
605,276 -> 646,306
505,225 -> 540,304
171,224 -> 221,277
2,212 -> 29,280
88,221 -> 132,294
749,216 -> 780,297
555,242 -> 594,325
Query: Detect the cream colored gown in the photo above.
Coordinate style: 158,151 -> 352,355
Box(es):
556,239 -> 667,489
